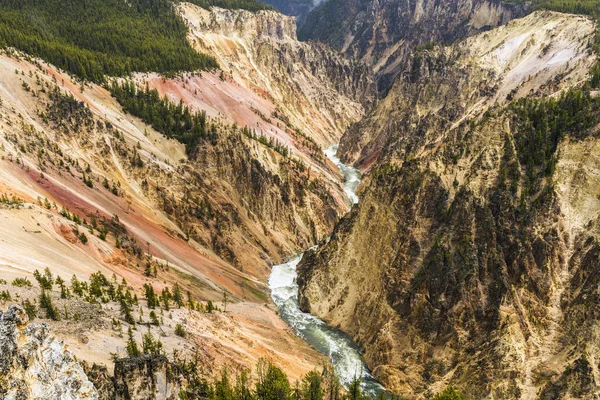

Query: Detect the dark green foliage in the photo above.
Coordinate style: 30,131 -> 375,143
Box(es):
149,310 -> 160,325
0,0 -> 218,82
347,378 -> 364,400
215,368 -> 235,400
144,283 -> 160,308
175,323 -> 186,337
0,193 -> 24,208
301,371 -> 324,400
79,232 -> 89,244
83,173 -> 94,188
126,327 -> 141,358
109,81 -> 217,155
43,86 -> 94,134
21,298 -> 37,320
161,287 -> 172,310
186,0 -> 274,12
528,0 -> 600,17
56,276 -> 71,299
241,126 -> 290,157
507,88 -> 598,195
33,267 -> 54,290
120,298 -> 136,325
0,290 -> 12,302
39,289 -> 60,321
70,275 -> 86,297
234,369 -> 254,400
173,283 -> 184,307
206,300 -> 215,313
187,290 -> 196,310
255,359 -> 291,400
89,271 -> 110,298
142,326 -> 163,355
432,387 -> 464,400
11,277 -> 32,288
156,354 -> 386,400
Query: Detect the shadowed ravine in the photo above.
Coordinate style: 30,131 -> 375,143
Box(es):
269,145 -> 384,396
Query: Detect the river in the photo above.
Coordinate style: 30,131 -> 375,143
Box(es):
268,145 -> 384,396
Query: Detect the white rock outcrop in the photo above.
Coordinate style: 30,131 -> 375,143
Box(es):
0,305 -> 98,400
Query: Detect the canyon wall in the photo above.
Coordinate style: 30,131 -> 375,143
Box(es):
298,11 -> 600,398
300,0 -> 526,91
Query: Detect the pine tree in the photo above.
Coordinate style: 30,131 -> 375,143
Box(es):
39,289 -> 60,321
432,387 -> 464,400
142,326 -> 163,355
120,297 -> 136,325
255,359 -> 291,400
144,284 -> 159,308
187,290 -> 195,310
126,326 -> 140,358
301,371 -> 323,400
161,287 -> 171,310
215,368 -> 234,400
172,283 -> 184,307
347,377 -> 363,400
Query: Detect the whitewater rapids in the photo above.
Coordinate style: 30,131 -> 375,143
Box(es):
269,145 -> 384,396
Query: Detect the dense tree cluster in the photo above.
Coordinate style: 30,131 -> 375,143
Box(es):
528,0 -> 600,16
0,0 -> 218,82
156,355 -> 464,400
109,81 -> 217,155
505,88 -> 597,195
187,0 -> 274,12
171,357 -> 389,400
241,126 -> 290,157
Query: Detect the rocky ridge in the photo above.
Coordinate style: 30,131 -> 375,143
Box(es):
300,0 -> 526,91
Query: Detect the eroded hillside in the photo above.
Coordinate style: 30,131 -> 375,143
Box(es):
297,11 -> 600,398
0,1 -> 375,385
178,2 -> 375,146
0,49 -> 334,379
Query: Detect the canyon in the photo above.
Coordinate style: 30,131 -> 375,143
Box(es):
0,2 -> 373,397
298,8 -> 600,399
299,0 -> 527,91
2,0 -> 600,398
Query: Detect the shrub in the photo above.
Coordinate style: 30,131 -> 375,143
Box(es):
12,277 -> 32,288
175,323 -> 186,337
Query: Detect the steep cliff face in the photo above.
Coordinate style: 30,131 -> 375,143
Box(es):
297,11 -> 600,398
299,0 -> 526,91
178,3 -> 375,146
0,305 -> 97,399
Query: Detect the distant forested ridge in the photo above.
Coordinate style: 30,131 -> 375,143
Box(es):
506,0 -> 600,16
0,0 -> 218,82
186,0 -> 274,12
